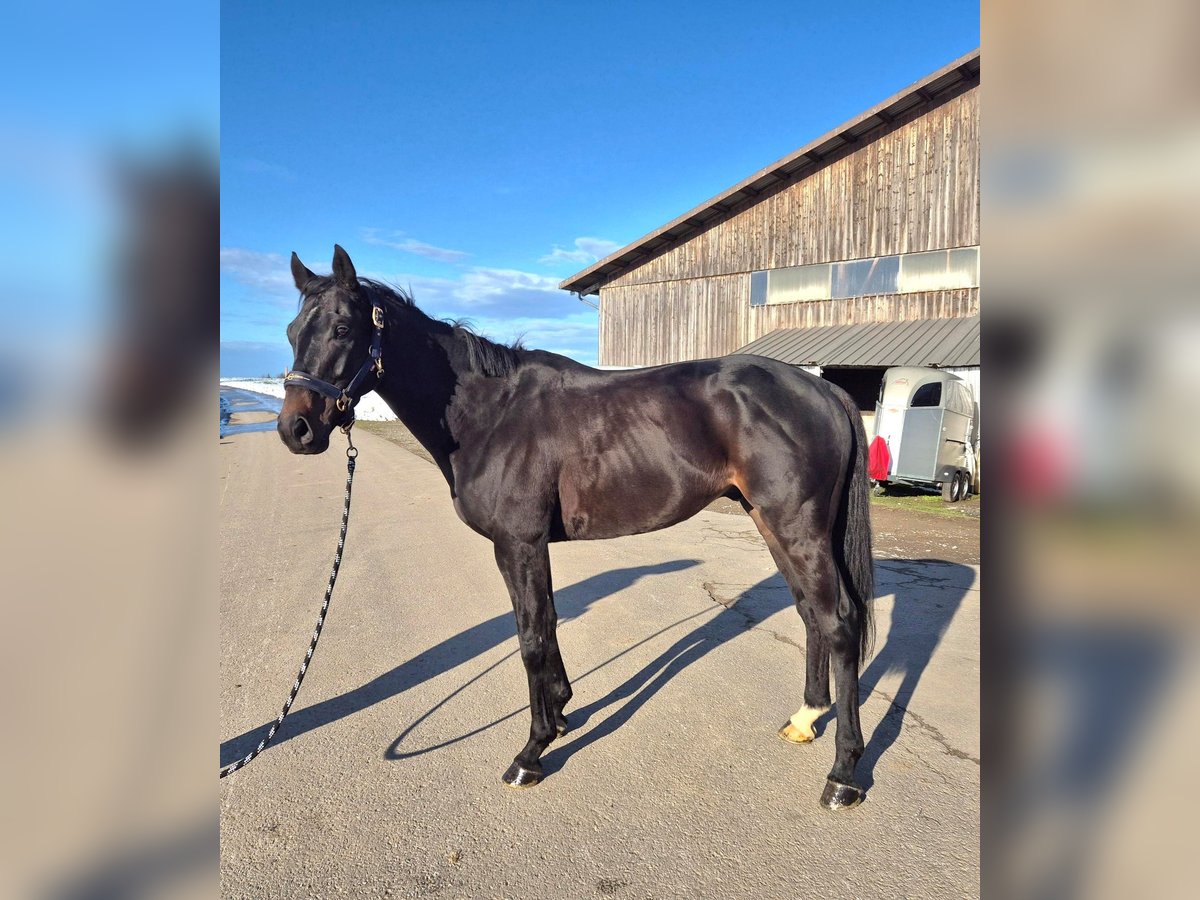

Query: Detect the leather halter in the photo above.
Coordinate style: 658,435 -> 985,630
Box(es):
284,295 -> 386,414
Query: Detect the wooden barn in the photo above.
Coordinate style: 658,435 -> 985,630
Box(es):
560,50 -> 980,421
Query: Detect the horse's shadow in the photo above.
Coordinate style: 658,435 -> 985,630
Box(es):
385,573 -> 790,765
851,559 -> 976,791
386,558 -> 975,788
220,559 -> 700,767
226,555 -> 976,784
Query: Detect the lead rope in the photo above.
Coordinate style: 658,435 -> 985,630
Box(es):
220,428 -> 359,778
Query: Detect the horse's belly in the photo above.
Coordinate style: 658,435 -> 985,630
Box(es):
558,466 -> 724,540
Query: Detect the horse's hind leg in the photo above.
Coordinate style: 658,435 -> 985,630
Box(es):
744,507 -> 832,744
493,535 -> 570,788
799,553 -> 865,809
750,505 -> 865,809
779,606 -> 831,744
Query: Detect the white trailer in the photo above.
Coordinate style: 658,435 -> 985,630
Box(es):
870,366 -> 978,502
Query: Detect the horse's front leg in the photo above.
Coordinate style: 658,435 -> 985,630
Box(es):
544,562 -> 573,738
493,535 -> 568,788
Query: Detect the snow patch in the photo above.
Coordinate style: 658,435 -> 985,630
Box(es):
219,379 -> 398,421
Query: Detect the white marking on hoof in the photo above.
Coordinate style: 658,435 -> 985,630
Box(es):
787,705 -> 830,741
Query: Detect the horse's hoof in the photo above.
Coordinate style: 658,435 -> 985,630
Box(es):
777,721 -> 814,744
501,762 -> 543,789
819,779 -> 864,810
778,705 -> 827,744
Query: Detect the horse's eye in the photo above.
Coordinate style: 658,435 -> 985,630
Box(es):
334,325 -> 351,339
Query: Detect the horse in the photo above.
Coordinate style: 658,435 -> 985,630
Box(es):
279,245 -> 875,810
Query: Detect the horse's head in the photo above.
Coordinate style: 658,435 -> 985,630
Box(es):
279,245 -> 381,454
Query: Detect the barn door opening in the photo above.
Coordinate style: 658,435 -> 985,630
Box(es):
820,366 -> 889,434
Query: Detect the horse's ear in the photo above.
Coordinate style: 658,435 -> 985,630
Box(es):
290,252 -> 316,291
332,244 -> 357,286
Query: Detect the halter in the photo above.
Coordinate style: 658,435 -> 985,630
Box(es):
284,296 -> 386,416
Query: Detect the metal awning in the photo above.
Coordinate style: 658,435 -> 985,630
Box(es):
734,316 -> 979,368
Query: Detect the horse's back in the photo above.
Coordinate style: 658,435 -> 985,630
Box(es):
449,353 -> 854,541
547,355 -> 852,540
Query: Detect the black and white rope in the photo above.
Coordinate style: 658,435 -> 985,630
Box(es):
220,434 -> 359,778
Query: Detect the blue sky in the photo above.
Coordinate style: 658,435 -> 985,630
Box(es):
221,1 -> 978,375
2,2 -> 218,350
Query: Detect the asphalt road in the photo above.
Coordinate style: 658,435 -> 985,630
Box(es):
220,423 -> 980,899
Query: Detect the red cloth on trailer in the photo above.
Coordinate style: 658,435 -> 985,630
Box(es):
868,435 -> 891,482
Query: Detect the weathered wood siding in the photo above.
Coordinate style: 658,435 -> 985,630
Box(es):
598,85 -> 979,367
599,275 -> 748,367
600,284 -> 978,366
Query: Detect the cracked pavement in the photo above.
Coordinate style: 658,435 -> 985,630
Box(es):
221,426 -> 979,899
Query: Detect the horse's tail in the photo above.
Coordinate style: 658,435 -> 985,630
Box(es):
832,388 -> 875,666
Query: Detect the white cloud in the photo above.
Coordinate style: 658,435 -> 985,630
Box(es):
361,228 -> 469,263
540,247 -> 591,264
375,265 -> 564,318
456,267 -> 561,305
219,247 -> 295,298
539,236 -> 621,266
370,266 -> 599,362
576,237 -> 622,258
454,311 -> 600,366
220,245 -> 600,365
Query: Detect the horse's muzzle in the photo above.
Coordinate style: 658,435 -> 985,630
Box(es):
278,410 -> 331,454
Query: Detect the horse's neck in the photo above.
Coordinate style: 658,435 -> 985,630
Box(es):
373,330 -> 467,486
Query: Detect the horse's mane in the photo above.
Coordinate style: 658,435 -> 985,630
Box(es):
449,320 -> 526,379
304,275 -> 524,378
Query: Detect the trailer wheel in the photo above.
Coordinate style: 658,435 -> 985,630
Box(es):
942,478 -> 955,502
954,472 -> 967,502
961,474 -> 973,499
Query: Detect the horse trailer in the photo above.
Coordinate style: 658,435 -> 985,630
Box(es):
868,366 -> 978,501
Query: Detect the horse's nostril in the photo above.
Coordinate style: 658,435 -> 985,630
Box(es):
293,415 -> 312,444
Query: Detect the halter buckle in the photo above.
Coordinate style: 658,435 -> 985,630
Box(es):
372,306 -> 384,329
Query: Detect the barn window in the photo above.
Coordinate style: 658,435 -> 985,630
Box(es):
898,247 -> 979,293
750,270 -> 767,306
749,246 -> 980,309
832,255 -> 900,299
767,263 -> 830,303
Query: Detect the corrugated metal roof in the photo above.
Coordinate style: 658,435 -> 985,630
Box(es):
734,316 -> 979,368
560,49 -> 980,296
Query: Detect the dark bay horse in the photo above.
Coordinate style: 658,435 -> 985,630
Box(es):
280,246 -> 875,809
